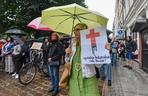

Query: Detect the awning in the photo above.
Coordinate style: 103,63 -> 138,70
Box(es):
130,19 -> 148,32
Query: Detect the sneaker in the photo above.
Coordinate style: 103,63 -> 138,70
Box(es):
12,73 -> 16,77
48,88 -> 54,93
52,90 -> 58,96
15,74 -> 19,79
123,65 -> 128,68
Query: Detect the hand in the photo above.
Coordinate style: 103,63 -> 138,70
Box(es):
48,58 -> 52,62
65,48 -> 71,54
132,52 -> 135,55
2,53 -> 6,56
105,43 -> 111,50
22,52 -> 25,56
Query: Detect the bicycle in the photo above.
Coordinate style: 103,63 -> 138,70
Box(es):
18,49 -> 49,85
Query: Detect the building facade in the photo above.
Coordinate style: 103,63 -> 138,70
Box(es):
114,0 -> 148,72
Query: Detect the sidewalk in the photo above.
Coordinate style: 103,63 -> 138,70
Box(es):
104,60 -> 148,96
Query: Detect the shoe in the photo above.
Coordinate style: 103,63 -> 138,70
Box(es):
128,66 -> 132,70
52,91 -> 58,96
108,80 -> 112,86
15,74 -> 19,79
12,73 -> 16,76
123,65 -> 128,68
48,89 -> 54,93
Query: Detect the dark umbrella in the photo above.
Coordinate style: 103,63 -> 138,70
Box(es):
13,36 -> 24,46
6,29 -> 26,35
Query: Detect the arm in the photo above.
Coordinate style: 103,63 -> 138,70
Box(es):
17,45 -> 22,54
95,64 -> 101,68
1,44 -> 6,55
48,42 -> 64,62
51,55 -> 61,61
4,43 -> 14,55
105,43 -> 111,51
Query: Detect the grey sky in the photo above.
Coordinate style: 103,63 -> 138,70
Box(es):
85,0 -> 115,31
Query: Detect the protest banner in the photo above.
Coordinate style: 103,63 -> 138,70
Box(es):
30,42 -> 43,50
80,26 -> 111,64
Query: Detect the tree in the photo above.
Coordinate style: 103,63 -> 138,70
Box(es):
0,0 -> 86,34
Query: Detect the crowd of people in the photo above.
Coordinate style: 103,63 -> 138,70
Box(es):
0,33 -> 65,96
0,23 -> 137,96
1,36 -> 29,79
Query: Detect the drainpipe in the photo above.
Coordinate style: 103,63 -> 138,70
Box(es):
139,32 -> 143,69
146,4 -> 148,22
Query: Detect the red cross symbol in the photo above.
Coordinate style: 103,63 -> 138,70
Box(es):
86,29 -> 100,46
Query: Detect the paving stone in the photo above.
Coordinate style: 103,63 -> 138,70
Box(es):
2,60 -> 147,96
110,60 -> 148,96
0,65 -> 68,96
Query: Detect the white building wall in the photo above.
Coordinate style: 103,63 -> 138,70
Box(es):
114,0 -> 148,53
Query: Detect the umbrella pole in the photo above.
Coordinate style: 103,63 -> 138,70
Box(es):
70,6 -> 76,46
66,17 -> 75,63
69,16 -> 76,47
71,17 -> 75,36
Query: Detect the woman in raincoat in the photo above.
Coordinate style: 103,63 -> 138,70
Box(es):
65,23 -> 101,96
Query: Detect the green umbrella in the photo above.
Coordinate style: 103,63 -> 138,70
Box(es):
41,3 -> 108,35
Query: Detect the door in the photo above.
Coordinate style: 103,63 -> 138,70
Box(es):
142,31 -> 148,73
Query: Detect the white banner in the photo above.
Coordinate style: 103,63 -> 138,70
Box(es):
80,27 -> 111,64
30,42 -> 43,50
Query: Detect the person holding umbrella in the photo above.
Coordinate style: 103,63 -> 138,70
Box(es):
41,4 -> 109,96
65,23 -> 101,96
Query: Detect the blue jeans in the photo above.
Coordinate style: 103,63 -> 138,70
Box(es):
126,51 -> 133,60
111,53 -> 117,66
48,64 -> 59,92
100,64 -> 112,81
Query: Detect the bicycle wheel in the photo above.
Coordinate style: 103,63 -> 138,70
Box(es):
18,63 -> 36,85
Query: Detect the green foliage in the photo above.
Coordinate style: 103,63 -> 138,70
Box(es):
0,0 -> 86,34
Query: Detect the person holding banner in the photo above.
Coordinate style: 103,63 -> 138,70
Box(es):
100,40 -> 112,86
65,23 -> 105,96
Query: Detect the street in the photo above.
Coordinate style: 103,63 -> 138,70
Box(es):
0,60 -> 148,96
